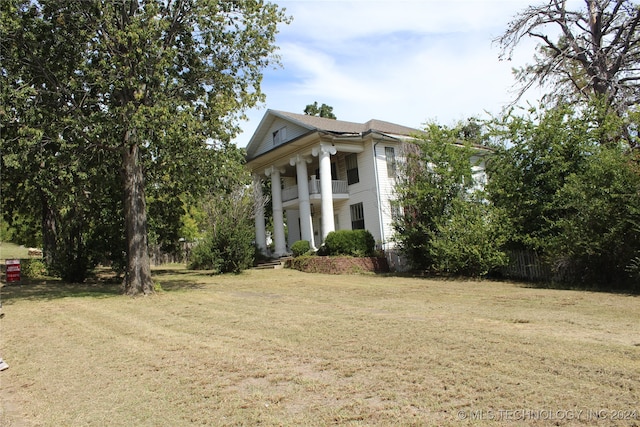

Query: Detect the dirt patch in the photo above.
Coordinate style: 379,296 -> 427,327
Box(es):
285,256 -> 389,274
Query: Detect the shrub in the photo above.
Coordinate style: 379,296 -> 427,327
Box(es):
188,212 -> 255,274
187,188 -> 255,274
49,236 -> 96,283
188,236 -> 222,271
428,200 -> 509,277
22,259 -> 47,278
322,230 -> 375,257
291,240 -> 311,257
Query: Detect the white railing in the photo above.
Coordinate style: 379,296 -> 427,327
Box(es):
282,180 -> 348,202
332,180 -> 348,194
282,185 -> 299,202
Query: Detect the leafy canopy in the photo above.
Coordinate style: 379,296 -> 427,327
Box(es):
1,0 -> 291,292
392,123 -> 507,276
304,102 -> 337,119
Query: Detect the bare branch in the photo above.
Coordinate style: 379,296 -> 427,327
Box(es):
495,0 -> 640,112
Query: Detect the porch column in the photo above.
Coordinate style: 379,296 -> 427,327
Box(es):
290,154 -> 315,250
312,143 -> 337,239
265,166 -> 287,257
252,174 -> 267,254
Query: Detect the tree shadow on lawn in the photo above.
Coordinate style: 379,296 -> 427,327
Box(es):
0,277 -> 121,304
395,270 -> 640,295
0,268 -> 216,303
155,279 -> 209,292
152,267 -> 219,292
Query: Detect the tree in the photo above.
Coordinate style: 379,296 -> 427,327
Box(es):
487,103 -> 640,287
495,0 -> 640,116
486,105 -> 593,253
392,123 -> 507,276
554,143 -> 640,286
304,102 -> 337,119
2,0 -> 290,294
1,0 -> 90,270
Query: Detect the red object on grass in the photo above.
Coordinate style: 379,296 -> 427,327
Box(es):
5,259 -> 21,283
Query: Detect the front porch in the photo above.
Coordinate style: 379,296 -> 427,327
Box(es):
252,145 -> 351,256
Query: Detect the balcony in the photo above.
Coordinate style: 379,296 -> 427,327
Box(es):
282,179 -> 349,203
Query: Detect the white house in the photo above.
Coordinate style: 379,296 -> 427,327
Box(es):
245,109 -> 422,255
245,109 -> 488,266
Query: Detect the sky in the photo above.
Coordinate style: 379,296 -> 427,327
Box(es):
231,0 -> 549,148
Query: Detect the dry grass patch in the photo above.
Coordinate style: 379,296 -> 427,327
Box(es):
0,243 -> 31,261
0,266 -> 639,426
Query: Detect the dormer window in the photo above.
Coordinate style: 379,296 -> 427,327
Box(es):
273,126 -> 287,145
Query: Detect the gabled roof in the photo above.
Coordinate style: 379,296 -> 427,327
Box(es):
273,110 -> 421,136
246,109 -> 423,160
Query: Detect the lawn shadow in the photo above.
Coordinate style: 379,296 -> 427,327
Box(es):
508,278 -> 640,296
0,267 -> 222,303
385,270 -> 640,295
0,277 -> 121,304
152,268 -> 217,277
152,267 -> 218,292
156,279 -> 209,292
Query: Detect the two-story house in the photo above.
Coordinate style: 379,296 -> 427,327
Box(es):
245,109 -> 423,261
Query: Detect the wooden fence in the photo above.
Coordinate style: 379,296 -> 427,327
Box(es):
501,250 -> 552,282
149,242 -> 194,266
500,250 -> 578,283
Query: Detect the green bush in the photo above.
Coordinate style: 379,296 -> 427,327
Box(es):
428,200 -> 508,277
322,230 -> 375,257
291,240 -> 311,257
188,236 -> 221,271
188,186 -> 256,274
188,221 -> 254,274
22,259 -> 47,278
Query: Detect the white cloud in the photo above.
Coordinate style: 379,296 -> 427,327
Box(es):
232,0 -> 547,147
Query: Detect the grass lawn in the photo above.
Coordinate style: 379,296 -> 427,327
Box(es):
0,266 -> 638,426
0,243 -> 32,261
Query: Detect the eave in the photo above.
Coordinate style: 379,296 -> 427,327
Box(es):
245,130 -> 366,175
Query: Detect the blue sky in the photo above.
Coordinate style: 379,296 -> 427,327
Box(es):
231,0 -> 549,148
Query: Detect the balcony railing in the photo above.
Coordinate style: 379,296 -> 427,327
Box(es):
282,179 -> 348,203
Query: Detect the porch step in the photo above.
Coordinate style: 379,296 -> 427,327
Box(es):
253,261 -> 282,270
253,257 -> 293,270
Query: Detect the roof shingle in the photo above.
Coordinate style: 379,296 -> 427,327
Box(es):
273,110 -> 421,136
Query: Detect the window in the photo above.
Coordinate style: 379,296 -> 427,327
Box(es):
346,153 -> 359,185
385,146 -> 397,178
314,162 -> 338,180
273,127 -> 286,145
350,202 -> 365,230
390,202 -> 402,222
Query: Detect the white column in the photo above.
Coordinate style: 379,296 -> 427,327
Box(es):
312,143 -> 337,240
253,174 -> 267,254
265,166 -> 287,257
290,154 -> 315,249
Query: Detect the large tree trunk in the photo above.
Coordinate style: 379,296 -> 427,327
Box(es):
41,195 -> 57,268
121,141 -> 154,295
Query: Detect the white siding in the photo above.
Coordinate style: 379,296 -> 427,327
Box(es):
360,141 -> 383,244
252,119 -> 310,158
375,142 -> 400,250
470,155 -> 487,192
